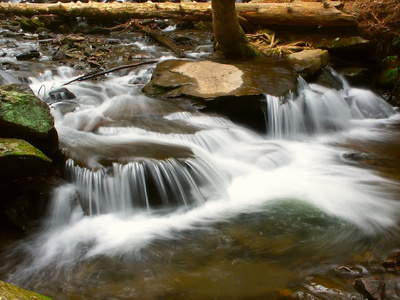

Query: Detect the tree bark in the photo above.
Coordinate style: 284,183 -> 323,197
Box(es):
0,2 -> 356,27
212,0 -> 260,59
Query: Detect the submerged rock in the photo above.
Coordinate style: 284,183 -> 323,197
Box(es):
354,278 -> 386,300
0,84 -> 58,156
0,138 -> 52,179
0,280 -> 52,299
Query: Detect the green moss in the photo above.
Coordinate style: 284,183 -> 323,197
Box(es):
0,280 -> 52,299
0,138 -> 52,162
20,17 -> 44,32
0,89 -> 54,134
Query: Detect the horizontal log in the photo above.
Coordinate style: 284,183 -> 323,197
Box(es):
0,1 -> 356,27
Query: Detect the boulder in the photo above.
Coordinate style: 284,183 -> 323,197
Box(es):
143,59 -> 297,132
354,278 -> 386,300
287,49 -> 329,77
143,59 -> 296,99
16,50 -> 41,61
0,280 -> 52,299
0,84 -> 58,156
0,138 -> 52,179
314,36 -> 371,52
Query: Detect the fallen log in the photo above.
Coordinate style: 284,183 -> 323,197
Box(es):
132,20 -> 185,57
0,1 -> 356,27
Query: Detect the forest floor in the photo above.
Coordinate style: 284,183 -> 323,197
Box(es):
346,0 -> 400,41
344,0 -> 400,104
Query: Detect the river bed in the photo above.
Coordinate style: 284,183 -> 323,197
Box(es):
1,25 -> 400,300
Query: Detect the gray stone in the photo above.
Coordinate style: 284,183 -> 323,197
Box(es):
287,49 -> 329,76
143,59 -> 297,132
143,58 -> 296,100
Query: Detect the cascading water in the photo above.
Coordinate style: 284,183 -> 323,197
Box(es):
2,44 -> 400,298
265,75 -> 396,139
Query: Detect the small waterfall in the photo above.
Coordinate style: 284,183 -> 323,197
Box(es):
266,76 -> 396,139
65,155 -> 229,216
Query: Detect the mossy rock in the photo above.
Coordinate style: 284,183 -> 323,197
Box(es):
0,138 -> 52,180
0,84 -> 58,156
0,280 -> 52,299
19,17 -> 45,32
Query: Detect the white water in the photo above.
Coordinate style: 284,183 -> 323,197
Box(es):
3,63 -> 400,296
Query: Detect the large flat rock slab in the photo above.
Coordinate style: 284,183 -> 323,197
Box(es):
143,58 -> 297,100
143,58 -> 297,133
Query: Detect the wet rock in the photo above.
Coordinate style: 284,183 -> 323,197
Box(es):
46,87 -> 76,103
382,260 -> 396,269
144,58 -> 296,99
52,50 -> 68,60
38,30 -> 50,40
296,292 -> 320,300
16,49 -> 41,61
0,84 -> 59,156
57,24 -> 71,33
1,30 -> 24,38
0,138 -> 51,180
382,252 -> 400,273
340,67 -> 372,88
333,265 -> 364,278
171,33 -> 193,45
2,25 -> 21,32
0,62 -> 19,72
33,14 -> 65,32
287,49 -> 329,77
74,25 -> 111,35
143,58 -> 296,132
303,281 -> 358,299
354,278 -> 385,300
0,280 -> 52,300
314,36 -> 372,52
19,17 -> 44,32
23,34 -> 39,41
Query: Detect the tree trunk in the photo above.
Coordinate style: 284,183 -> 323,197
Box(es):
212,0 -> 260,59
0,2 -> 356,27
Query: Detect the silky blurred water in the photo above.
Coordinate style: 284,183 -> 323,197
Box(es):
1,36 -> 400,299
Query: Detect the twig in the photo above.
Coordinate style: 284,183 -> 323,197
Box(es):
63,60 -> 158,86
110,19 -> 136,32
37,84 -> 46,97
370,12 -> 380,24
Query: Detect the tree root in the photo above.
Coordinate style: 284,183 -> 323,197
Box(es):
247,31 -> 312,57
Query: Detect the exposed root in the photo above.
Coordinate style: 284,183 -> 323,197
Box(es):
247,31 -> 312,57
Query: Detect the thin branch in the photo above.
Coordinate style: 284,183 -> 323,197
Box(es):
63,60 -> 158,86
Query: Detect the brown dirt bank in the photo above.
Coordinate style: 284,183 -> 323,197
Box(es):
346,0 -> 399,44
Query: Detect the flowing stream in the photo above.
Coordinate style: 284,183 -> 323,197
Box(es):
1,34 -> 400,299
